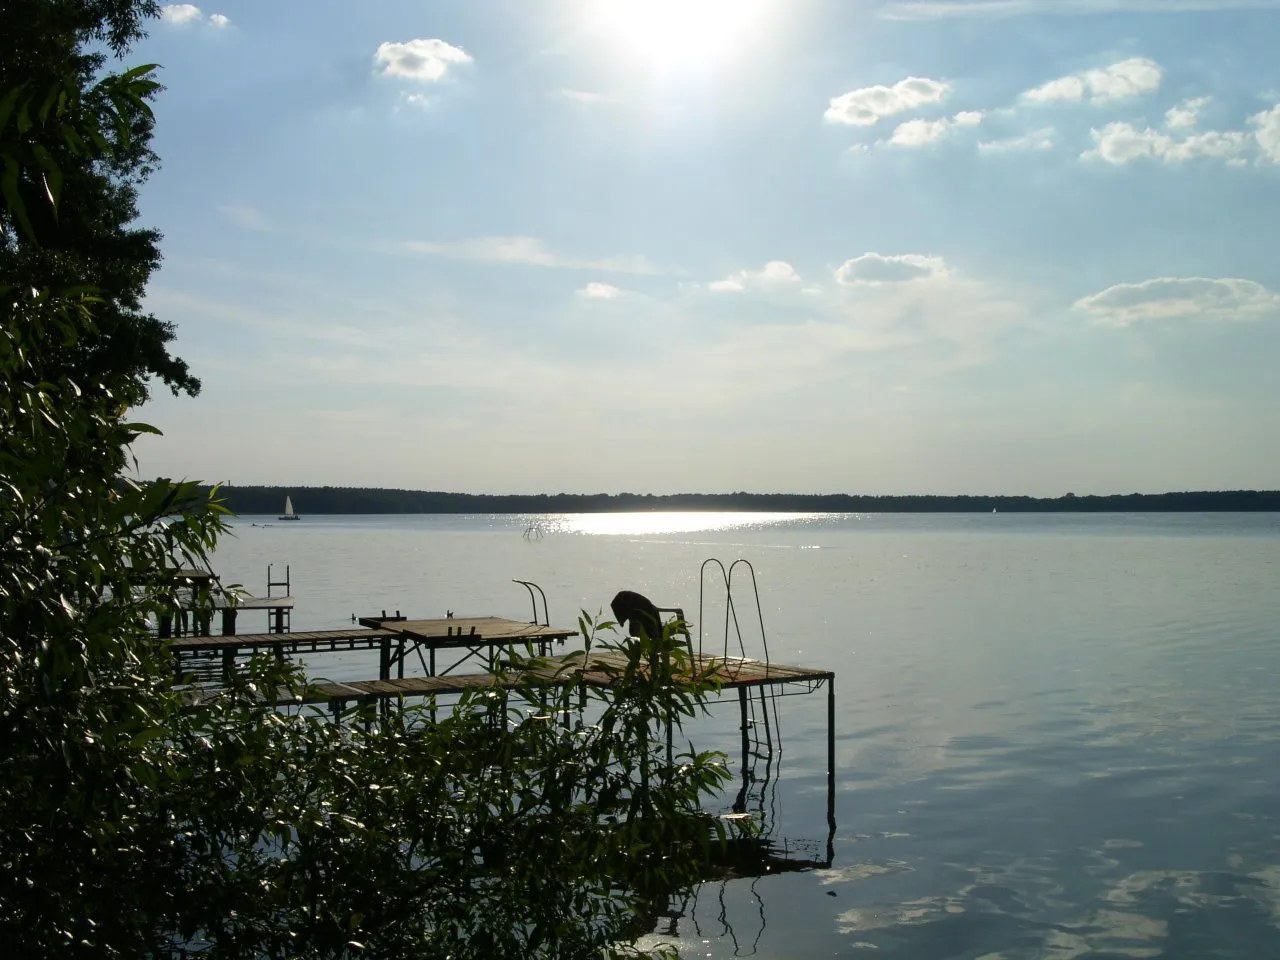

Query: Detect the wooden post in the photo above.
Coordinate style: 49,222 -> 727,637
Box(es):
826,676 -> 836,865
220,608 -> 238,636
379,635 -> 391,682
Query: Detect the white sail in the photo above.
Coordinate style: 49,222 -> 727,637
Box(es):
284,496 -> 294,516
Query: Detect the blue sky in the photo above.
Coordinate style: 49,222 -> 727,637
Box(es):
133,0 -> 1280,495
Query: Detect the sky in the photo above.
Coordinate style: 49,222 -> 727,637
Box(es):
131,0 -> 1280,496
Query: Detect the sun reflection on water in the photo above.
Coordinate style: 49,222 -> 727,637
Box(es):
547,511 -> 823,537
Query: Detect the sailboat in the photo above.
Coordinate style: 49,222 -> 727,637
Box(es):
279,495 -> 301,521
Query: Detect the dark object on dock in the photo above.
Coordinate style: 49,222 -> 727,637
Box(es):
611,590 -> 663,640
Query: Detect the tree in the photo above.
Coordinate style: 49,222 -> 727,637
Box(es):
1,6 -> 738,956
0,0 -> 197,401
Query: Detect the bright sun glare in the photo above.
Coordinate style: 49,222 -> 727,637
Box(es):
595,0 -> 766,69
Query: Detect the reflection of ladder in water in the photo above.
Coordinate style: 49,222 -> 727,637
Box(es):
699,559 -> 782,816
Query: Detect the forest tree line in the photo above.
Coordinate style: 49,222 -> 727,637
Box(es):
205,486 -> 1280,515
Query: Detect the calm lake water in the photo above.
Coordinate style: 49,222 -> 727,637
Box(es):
214,512 -> 1280,959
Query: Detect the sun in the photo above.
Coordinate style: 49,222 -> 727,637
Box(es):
594,0 -> 767,70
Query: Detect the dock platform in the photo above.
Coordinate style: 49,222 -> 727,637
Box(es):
245,651 -> 833,709
173,617 -> 577,681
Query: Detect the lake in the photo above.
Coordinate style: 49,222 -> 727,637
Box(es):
213,512 -> 1280,958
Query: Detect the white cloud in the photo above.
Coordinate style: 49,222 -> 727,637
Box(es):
709,260 -> 801,292
824,77 -> 951,126
1024,76 -> 1086,104
879,0 -> 1280,19
160,4 -> 203,23
160,4 -> 228,26
708,278 -> 745,293
1022,57 -> 1162,105
217,204 -> 268,231
374,39 -> 472,83
1251,104 -> 1280,162
835,253 -> 950,285
886,110 -> 984,147
979,128 -> 1055,152
577,282 -> 622,299
1083,122 -> 1251,165
888,118 -> 951,146
405,236 -> 661,275
1075,277 -> 1280,326
758,260 -> 801,282
1165,96 -> 1211,129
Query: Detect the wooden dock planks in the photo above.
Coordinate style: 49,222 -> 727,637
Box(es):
170,617 -> 574,655
170,628 -> 398,652
245,652 -> 832,707
556,651 -> 834,690
390,617 -> 576,645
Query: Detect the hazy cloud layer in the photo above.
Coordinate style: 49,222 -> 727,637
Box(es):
559,89 -> 615,104
374,39 -> 472,83
825,78 -> 951,126
879,0 -> 1280,19
709,260 -> 802,292
577,282 -> 622,299
217,204 -> 268,231
1076,277 -> 1280,325
405,236 -> 661,275
979,128 -> 1055,152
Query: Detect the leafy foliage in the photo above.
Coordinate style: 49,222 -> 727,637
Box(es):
1,5 -> 739,956
0,0 -> 196,400
150,618 -> 734,958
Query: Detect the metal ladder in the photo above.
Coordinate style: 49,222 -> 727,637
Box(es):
266,563 -> 291,633
698,559 -> 782,815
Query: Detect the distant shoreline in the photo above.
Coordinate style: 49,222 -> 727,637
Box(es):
198,486 -> 1280,515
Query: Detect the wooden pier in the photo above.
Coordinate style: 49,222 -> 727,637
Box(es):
234,650 -> 833,709
155,565 -> 295,638
172,616 -> 577,683
177,602 -> 838,871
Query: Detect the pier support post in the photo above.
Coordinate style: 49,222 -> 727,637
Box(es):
379,635 -> 391,682
827,676 -> 836,865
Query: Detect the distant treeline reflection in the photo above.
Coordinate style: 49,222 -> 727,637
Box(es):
202,487 -> 1280,515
